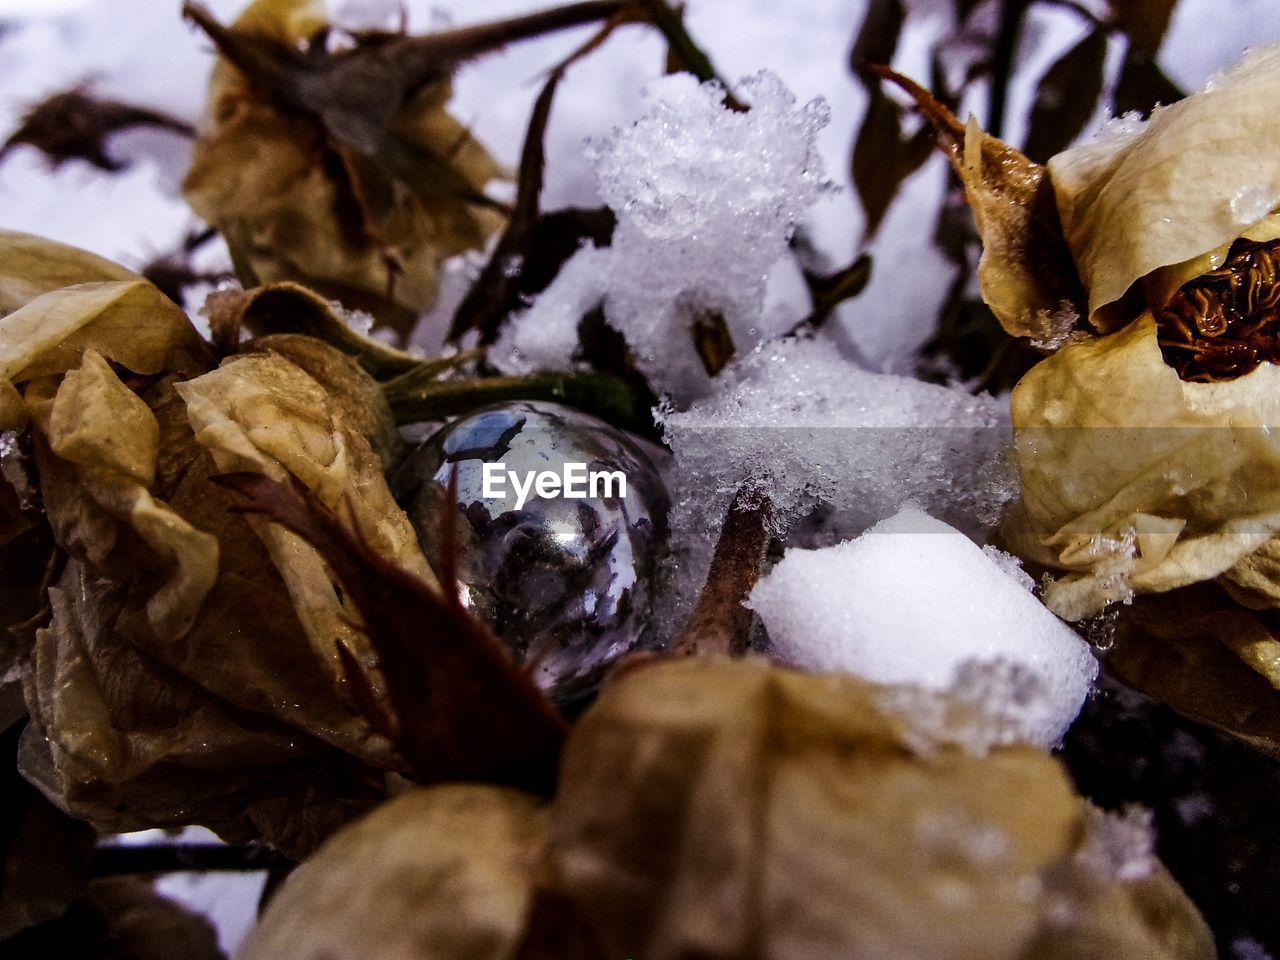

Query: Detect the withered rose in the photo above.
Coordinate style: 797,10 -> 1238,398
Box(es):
239,659 -> 1214,960
897,42 -> 1280,749
182,0 -> 506,333
0,231 -> 438,854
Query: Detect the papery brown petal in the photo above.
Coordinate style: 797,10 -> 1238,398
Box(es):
176,352 -> 437,701
541,658 -> 1208,960
874,67 -> 1086,340
217,472 -> 567,793
244,332 -> 403,466
239,786 -> 547,960
17,558 -> 377,856
182,0 -> 506,334
1110,584 -> 1280,756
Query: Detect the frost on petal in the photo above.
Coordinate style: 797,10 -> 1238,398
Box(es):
1048,43 -> 1280,328
1010,312 -> 1280,620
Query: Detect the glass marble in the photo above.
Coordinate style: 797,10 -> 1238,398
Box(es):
393,400 -> 669,705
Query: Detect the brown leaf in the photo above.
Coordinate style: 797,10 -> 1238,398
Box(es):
874,66 -> 1087,340
1106,0 -> 1178,54
1113,43 -> 1185,118
448,55 -> 566,345
849,0 -> 940,240
0,87 -> 193,173
1024,29 -> 1109,164
216,472 -> 568,793
1109,585 -> 1280,756
795,251 -> 873,331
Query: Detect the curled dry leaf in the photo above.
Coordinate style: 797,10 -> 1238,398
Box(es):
236,658 -> 1214,960
182,0 -> 506,333
1106,584 -> 1280,755
0,235 -> 464,851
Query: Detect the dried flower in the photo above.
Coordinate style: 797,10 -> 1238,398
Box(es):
182,0 -> 506,334
0,231 -> 534,854
240,658 -> 1215,960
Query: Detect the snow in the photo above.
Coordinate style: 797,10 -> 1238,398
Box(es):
104,827 -> 266,955
1076,806 -> 1156,883
494,70 -> 831,401
661,334 -> 1014,551
747,504 -> 1099,748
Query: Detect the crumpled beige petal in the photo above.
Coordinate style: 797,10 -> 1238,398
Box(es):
25,351 -> 218,640
1011,312 -> 1280,619
239,785 -> 548,960
1048,43 -> 1280,327
176,351 -> 436,678
0,279 -> 207,429
540,658 -> 1212,960
19,558 -> 383,858
0,229 -> 137,317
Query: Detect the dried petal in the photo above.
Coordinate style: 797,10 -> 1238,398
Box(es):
0,230 -> 137,317
874,69 -> 1085,340
540,658 -> 1211,960
1010,312 -> 1280,620
1048,44 -> 1280,328
29,351 -> 218,640
1108,584 -> 1280,755
240,786 -> 548,960
0,278 -> 208,429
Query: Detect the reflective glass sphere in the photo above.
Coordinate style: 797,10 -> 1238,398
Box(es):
394,401 -> 670,704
